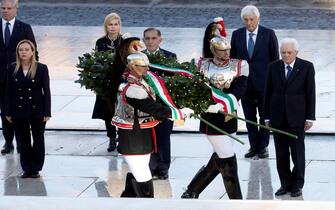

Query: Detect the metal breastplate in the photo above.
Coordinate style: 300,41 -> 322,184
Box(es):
200,58 -> 240,90
113,75 -> 158,129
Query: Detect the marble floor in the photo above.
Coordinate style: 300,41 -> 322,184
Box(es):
0,132 -> 334,209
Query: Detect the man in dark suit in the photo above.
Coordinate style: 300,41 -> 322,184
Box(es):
264,38 -> 315,197
0,0 -> 38,154
143,27 -> 176,180
230,5 -> 279,159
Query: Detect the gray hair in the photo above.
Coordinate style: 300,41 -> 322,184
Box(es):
1,0 -> 19,8
240,5 -> 260,20
280,38 -> 299,51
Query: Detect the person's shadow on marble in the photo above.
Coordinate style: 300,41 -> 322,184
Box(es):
3,154 -> 47,196
246,158 -> 273,200
4,174 -> 47,196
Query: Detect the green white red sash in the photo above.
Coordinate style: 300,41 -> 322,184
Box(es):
149,63 -> 238,114
210,86 -> 238,114
149,63 -> 194,77
144,71 -> 184,120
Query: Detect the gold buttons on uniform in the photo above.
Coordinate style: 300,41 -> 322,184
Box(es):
29,97 -> 32,99
19,105 -> 22,108
28,88 -> 31,91
20,97 -> 23,99
32,105 -> 36,108
32,80 -> 35,83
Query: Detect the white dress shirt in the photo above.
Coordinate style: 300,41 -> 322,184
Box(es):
284,60 -> 295,78
246,26 -> 259,49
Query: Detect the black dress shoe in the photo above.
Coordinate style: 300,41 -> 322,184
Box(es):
290,188 -> 302,197
30,172 -> 41,178
275,187 -> 289,196
158,173 -> 169,180
244,149 -> 257,158
258,148 -> 269,159
107,138 -> 117,152
21,172 -> 31,179
1,145 -> 14,155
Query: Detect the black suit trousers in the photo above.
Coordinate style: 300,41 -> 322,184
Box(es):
14,118 -> 46,173
149,119 -> 173,173
273,120 -> 305,190
1,90 -> 15,145
1,112 -> 15,145
241,90 -> 269,151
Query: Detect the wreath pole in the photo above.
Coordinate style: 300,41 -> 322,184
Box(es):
191,114 -> 244,145
220,111 -> 298,139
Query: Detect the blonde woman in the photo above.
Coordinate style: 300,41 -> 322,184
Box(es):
5,39 -> 51,178
92,12 -> 124,152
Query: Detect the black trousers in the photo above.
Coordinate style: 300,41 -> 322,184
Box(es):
273,122 -> 305,190
14,118 -> 46,173
105,119 -> 116,139
149,119 -> 173,174
241,90 -> 269,152
1,114 -> 15,146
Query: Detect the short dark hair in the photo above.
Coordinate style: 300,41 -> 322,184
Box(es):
143,27 -> 161,37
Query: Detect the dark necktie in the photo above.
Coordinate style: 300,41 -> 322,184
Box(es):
248,32 -> 254,58
286,65 -> 292,79
4,22 -> 10,47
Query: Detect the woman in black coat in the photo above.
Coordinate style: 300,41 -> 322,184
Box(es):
92,12 -> 124,152
5,39 -> 51,178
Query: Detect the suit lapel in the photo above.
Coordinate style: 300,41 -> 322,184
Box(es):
279,60 -> 286,83
287,58 -> 301,84
252,26 -> 263,59
0,19 -> 4,47
241,29 -> 249,60
9,20 -> 19,48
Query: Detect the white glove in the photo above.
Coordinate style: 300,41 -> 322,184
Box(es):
180,107 -> 194,118
205,103 -> 224,113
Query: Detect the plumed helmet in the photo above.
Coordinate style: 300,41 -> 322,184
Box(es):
127,52 -> 150,67
210,36 -> 231,51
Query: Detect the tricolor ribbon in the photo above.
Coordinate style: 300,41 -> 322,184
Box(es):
149,63 -> 194,77
149,63 -> 238,113
210,86 -> 238,114
144,71 -> 183,120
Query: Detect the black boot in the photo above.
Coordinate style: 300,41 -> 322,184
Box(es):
215,155 -> 242,199
120,173 -> 136,197
131,179 -> 154,198
181,153 -> 220,199
107,138 -> 116,152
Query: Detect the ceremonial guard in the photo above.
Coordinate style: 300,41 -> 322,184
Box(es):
181,19 -> 248,199
112,41 -> 193,198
